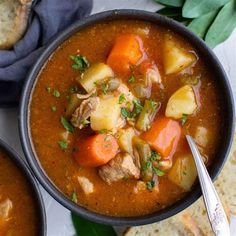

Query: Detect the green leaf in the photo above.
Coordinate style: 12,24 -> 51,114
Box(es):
60,116 -> 75,133
154,0 -> 184,7
157,7 -> 189,22
183,0 -> 229,18
71,213 -> 117,236
188,9 -> 219,38
57,140 -> 68,150
205,1 -> 236,48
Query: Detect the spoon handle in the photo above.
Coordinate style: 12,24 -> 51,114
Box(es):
186,135 -> 230,236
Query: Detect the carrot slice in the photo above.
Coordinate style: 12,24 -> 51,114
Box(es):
107,34 -> 143,75
74,134 -> 119,167
142,117 -> 181,158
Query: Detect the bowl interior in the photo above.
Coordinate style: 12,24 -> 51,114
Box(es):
0,139 -> 46,235
19,10 -> 235,226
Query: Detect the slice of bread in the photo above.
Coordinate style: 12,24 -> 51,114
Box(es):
124,132 -> 236,236
0,0 -> 32,49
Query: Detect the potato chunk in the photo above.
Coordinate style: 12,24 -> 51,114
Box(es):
165,85 -> 197,119
90,96 -> 121,131
79,63 -> 114,92
118,128 -> 135,154
168,154 -> 197,191
163,35 -> 196,75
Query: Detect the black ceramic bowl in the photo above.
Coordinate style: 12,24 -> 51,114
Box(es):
19,10 -> 235,226
0,138 -> 46,235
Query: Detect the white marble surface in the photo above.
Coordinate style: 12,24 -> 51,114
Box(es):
0,0 -> 236,235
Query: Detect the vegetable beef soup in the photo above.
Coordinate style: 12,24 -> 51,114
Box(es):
30,20 -> 222,217
0,150 -> 38,235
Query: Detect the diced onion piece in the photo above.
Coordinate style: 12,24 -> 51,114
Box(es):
168,154 -> 197,191
165,85 -> 197,119
163,35 -> 196,75
90,96 -> 121,131
79,63 -> 114,93
77,176 -> 94,195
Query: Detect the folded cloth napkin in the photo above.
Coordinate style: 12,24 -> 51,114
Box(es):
0,0 -> 93,107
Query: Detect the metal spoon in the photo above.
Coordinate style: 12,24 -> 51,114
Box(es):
186,135 -> 230,236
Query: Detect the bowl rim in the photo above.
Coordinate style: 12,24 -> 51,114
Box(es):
19,9 -> 235,226
0,138 -> 47,235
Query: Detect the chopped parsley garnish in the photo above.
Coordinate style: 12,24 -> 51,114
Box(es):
57,140 -> 68,150
60,116 -> 75,133
101,83 -> 109,95
150,150 -> 161,161
132,99 -> 143,117
70,55 -> 89,72
149,100 -> 158,109
118,94 -> 126,104
80,119 -> 90,126
183,171 -> 187,176
121,99 -> 143,119
69,86 -> 78,94
121,107 -> 132,118
98,129 -> 109,134
46,86 -> 51,93
51,106 -> 57,112
146,180 -> 155,191
152,166 -> 165,176
181,114 -> 188,126
128,75 -> 136,83
142,160 -> 152,172
53,90 -> 60,98
71,191 -> 78,203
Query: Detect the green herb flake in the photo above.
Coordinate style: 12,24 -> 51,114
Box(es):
46,86 -> 51,93
104,135 -> 112,141
57,140 -> 68,150
142,160 -> 151,172
60,116 -> 75,133
80,119 -> 90,126
181,114 -> 188,126
150,150 -> 161,161
71,191 -> 78,203
98,129 -> 109,134
51,106 -> 57,112
70,55 -> 89,72
152,166 -> 165,177
118,94 -> 126,104
128,75 -> 136,83
53,90 -> 60,98
69,86 -> 78,94
121,107 -> 132,118
146,180 -> 155,191
149,100 -> 158,109
132,99 -> 143,117
183,171 -> 187,176
101,83 -> 109,95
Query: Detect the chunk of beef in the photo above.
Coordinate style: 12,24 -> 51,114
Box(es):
71,97 -> 99,129
98,153 -> 140,184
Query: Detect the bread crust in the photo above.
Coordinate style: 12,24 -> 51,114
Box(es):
0,0 -> 32,49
